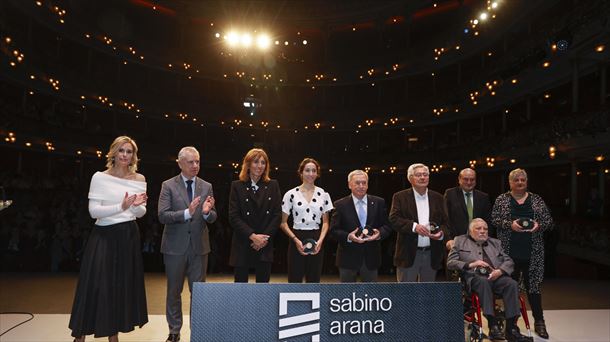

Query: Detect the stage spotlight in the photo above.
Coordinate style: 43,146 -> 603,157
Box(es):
302,40 -> 307,45
479,12 -> 488,21
226,31 -> 239,47
241,33 -> 252,47
556,39 -> 569,51
256,34 -> 271,50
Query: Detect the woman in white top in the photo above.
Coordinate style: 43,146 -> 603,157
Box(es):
281,158 -> 333,282
69,136 -> 148,342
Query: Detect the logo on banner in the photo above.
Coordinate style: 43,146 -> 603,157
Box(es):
279,292 -> 320,342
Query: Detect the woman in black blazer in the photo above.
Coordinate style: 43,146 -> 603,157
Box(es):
228,148 -> 282,282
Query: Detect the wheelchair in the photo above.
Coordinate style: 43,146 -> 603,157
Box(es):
453,270 -> 533,342
463,290 -> 533,341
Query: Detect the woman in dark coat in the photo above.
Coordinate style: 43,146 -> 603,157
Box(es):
228,148 -> 282,282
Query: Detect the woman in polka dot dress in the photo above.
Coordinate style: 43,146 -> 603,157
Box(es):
280,158 -> 333,283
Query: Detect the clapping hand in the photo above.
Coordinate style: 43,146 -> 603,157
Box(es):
188,196 -> 202,216
121,192 -> 137,210
202,196 -> 215,215
133,193 -> 147,207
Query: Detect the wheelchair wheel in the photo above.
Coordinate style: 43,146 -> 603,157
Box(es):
468,324 -> 484,342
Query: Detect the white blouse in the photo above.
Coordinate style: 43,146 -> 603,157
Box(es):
88,171 -> 147,226
282,186 -> 333,230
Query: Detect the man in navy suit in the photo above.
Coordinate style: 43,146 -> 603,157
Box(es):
330,170 -> 392,282
444,168 -> 492,250
158,146 -> 216,342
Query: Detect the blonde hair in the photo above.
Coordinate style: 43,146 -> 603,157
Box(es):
105,136 -> 139,173
508,168 -> 528,182
238,148 -> 271,182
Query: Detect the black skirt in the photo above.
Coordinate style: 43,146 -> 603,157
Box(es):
69,221 -> 148,337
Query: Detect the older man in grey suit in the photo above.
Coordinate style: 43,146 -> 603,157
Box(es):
448,218 -> 529,342
158,146 -> 216,342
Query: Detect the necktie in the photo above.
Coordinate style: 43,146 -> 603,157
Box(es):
465,192 -> 473,222
357,200 -> 367,228
186,180 -> 193,203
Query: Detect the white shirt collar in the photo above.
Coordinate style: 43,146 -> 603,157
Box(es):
351,194 -> 367,206
413,188 -> 428,199
180,174 -> 195,183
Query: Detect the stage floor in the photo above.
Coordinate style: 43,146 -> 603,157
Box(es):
1,273 -> 609,341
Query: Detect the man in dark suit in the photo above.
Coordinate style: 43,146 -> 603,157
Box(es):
444,168 -> 492,250
447,218 -> 530,342
330,170 -> 392,282
389,163 -> 448,282
158,146 -> 217,342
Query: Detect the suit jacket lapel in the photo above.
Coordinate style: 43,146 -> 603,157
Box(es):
407,189 -> 419,223
175,175 -> 190,208
347,198 -> 359,226
196,177 -> 204,199
366,198 -> 375,225
457,189 -> 468,216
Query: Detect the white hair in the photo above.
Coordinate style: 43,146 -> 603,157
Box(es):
468,218 -> 488,232
407,163 -> 429,179
347,169 -> 368,182
178,146 -> 199,161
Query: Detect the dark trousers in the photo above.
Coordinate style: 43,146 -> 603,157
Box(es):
288,230 -> 323,283
163,245 -> 207,334
512,258 -> 544,321
234,260 -> 272,283
470,275 -> 521,320
339,262 -> 378,282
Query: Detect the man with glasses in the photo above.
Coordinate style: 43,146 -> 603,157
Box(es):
389,163 -> 448,282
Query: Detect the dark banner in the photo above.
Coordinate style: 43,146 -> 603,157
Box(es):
191,282 -> 463,341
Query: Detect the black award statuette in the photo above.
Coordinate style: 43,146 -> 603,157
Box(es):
302,238 -> 317,254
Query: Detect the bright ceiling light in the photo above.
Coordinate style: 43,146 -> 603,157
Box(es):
256,34 -> 271,50
491,2 -> 498,9
241,33 -> 252,47
479,12 -> 488,21
226,31 -> 239,47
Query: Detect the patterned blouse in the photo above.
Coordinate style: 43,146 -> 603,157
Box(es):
282,186 -> 333,230
491,192 -> 554,294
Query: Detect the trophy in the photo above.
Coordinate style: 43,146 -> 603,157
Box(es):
475,266 -> 492,277
0,187 -> 12,211
302,238 -> 317,254
357,225 -> 374,238
427,221 -> 440,234
517,218 -> 535,231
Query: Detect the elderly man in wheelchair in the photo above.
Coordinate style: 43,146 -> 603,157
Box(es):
448,218 -> 531,342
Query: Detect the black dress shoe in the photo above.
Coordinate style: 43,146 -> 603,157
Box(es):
535,320 -> 549,339
506,327 -> 532,342
488,324 -> 505,340
166,333 -> 180,342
